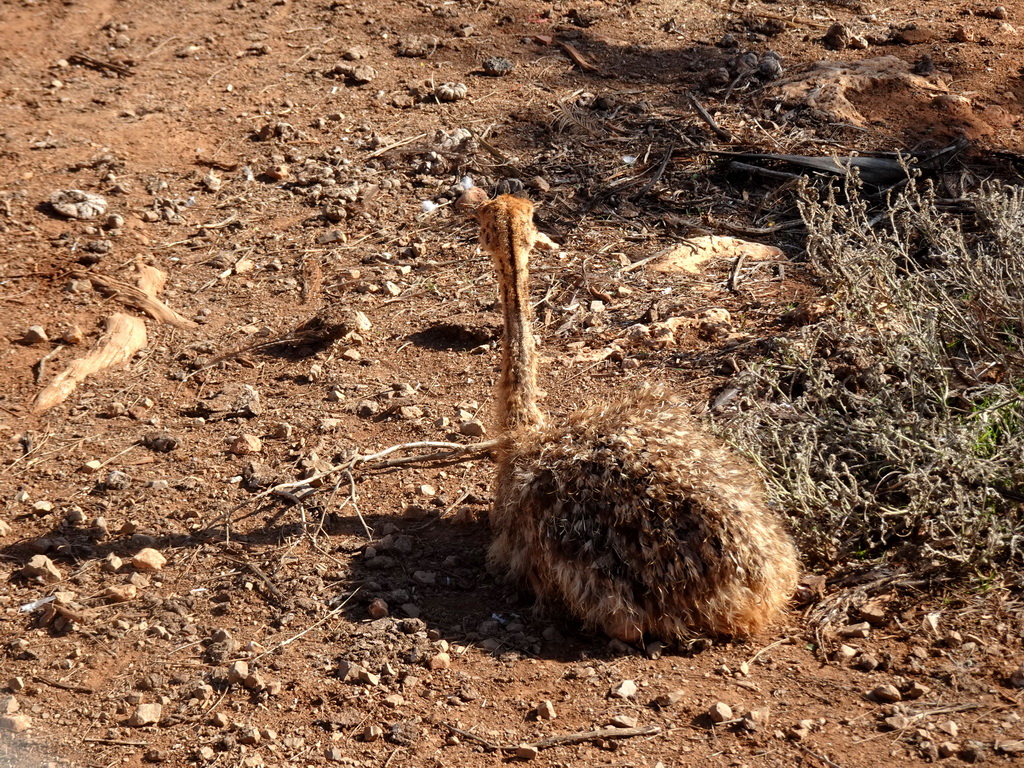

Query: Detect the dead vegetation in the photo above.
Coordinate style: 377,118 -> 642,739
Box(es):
726,176 -> 1024,575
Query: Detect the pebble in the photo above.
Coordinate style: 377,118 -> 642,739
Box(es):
368,598 -> 390,619
50,189 -> 107,220
362,724 -> 383,741
609,714 -> 638,728
709,702 -> 733,723
428,652 -> 451,671
536,700 -> 556,720
22,326 -> 49,344
127,703 -> 162,727
836,644 -> 858,663
103,584 -> 137,603
103,470 -> 132,490
228,435 -> 262,455
653,690 -> 683,708
6,678 -> 25,693
413,570 -> 436,586
142,432 -> 178,453
23,555 -> 62,583
993,5 -> 1009,19
103,553 -> 123,572
0,519 -> 12,538
742,708 -> 768,731
144,749 -> 171,763
515,744 -> 539,760
1010,662 -> 1024,688
132,548 -> 167,572
32,500 -> 54,513
871,684 -> 902,702
228,661 -> 250,685
609,680 -> 637,699
0,715 -> 31,732
459,419 -> 486,437
838,622 -> 871,639
0,696 -> 19,714
938,720 -> 959,738
939,742 -> 960,758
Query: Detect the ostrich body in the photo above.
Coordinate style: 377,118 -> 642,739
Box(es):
478,194 -> 799,642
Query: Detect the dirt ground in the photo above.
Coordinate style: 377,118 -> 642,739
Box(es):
2,0 -> 1023,766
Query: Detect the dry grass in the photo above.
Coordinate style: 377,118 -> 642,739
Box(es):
723,176 -> 1024,576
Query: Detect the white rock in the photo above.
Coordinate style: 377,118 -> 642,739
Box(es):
132,548 -> 166,572
609,680 -> 637,699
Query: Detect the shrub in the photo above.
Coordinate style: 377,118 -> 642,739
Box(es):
725,177 -> 1024,575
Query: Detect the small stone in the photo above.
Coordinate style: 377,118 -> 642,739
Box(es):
609,714 -> 638,728
429,652 -> 451,671
228,435 -> 262,455
838,622 -> 871,639
610,680 -> 637,699
61,325 -> 85,344
482,56 -> 515,76
0,696 -> 19,714
144,749 -> 171,762
709,702 -> 733,723
103,470 -> 132,490
23,554 -> 62,583
142,432 -> 178,453
742,708 -> 769,731
132,548 -> 167,572
103,584 -> 137,603
23,326 -> 49,344
515,744 -> 539,760
368,598 -> 389,619
836,644 -> 858,663
857,601 -> 887,624
788,722 -> 811,740
0,715 -> 31,732
6,678 -> 25,693
413,570 -> 436,586
536,700 -> 556,720
32,500 -> 54,513
939,742 -> 959,758
210,712 -> 229,728
996,739 -> 1024,754
938,720 -> 959,738
127,703 -> 162,727
654,690 -> 683,708
78,459 -> 104,474
324,747 -> 346,762
856,653 -> 880,672
459,419 -> 486,437
266,163 -> 289,181
883,714 -> 913,731
0,519 -> 12,538
993,5 -> 1009,19
1010,662 -> 1024,688
227,661 -> 250,685
872,684 -> 902,703
362,724 -> 383,741
357,668 -> 381,686
904,681 -> 931,699
384,693 -> 404,707
197,746 -> 215,761
398,405 -> 423,420
952,25 -> 973,42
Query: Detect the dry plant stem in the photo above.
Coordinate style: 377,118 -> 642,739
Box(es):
797,743 -> 844,768
83,270 -> 197,328
688,94 -> 733,142
202,439 -> 500,533
250,591 -> 357,662
83,739 -> 148,747
445,724 -> 661,752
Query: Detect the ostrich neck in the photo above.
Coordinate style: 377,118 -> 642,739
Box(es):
497,247 -> 542,432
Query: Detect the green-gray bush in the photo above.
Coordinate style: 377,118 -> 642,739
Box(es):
726,178 -> 1024,574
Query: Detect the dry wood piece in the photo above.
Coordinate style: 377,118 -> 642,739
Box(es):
32,313 -> 147,414
83,267 -> 197,329
445,723 -> 661,752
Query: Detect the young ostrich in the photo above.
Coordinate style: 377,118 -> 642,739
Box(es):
477,194 -> 799,643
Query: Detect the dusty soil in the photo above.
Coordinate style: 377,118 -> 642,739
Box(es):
2,0 -> 1023,767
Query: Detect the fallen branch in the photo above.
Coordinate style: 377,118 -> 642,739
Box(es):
554,40 -> 600,73
33,675 -> 94,694
445,723 -> 661,752
688,94 -> 733,142
32,313 -> 147,414
83,268 -> 197,328
201,439 -> 500,534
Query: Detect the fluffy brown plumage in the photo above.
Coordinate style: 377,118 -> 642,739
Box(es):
478,194 -> 799,642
